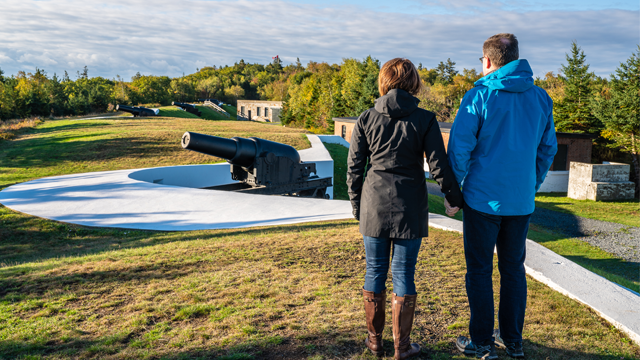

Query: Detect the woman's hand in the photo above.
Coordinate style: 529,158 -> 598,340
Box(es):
444,198 -> 460,217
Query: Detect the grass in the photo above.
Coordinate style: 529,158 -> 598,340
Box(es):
197,105 -> 232,121
535,192 -> 639,227
0,209 -> 638,359
0,118 -> 310,187
0,120 -> 638,358
156,107 -> 202,119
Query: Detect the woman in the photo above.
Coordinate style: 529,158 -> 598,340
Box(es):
347,58 -> 464,360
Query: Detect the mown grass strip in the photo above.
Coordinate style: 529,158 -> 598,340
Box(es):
535,192 -> 639,227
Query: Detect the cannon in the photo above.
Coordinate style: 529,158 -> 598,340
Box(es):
116,104 -> 158,117
172,102 -> 202,117
181,132 -> 332,198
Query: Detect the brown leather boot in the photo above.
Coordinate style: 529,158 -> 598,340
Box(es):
363,289 -> 386,357
392,293 -> 420,360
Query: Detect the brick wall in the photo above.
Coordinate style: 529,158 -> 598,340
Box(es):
552,137 -> 593,171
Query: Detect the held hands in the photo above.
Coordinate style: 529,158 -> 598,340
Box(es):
444,198 -> 460,217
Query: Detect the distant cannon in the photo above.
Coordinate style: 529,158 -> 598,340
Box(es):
181,131 -> 332,198
172,102 -> 202,117
116,105 -> 158,117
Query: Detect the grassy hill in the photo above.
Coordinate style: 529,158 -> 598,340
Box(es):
156,106 -> 201,119
0,119 -> 638,359
197,105 -> 234,121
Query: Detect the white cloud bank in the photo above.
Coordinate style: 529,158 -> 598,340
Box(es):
0,0 -> 637,79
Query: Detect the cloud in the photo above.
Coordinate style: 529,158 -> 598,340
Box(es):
0,0 -> 636,79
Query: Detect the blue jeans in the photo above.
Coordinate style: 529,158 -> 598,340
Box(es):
363,236 -> 422,297
463,205 -> 531,345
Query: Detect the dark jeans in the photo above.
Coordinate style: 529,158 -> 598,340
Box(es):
363,236 -> 422,297
463,205 -> 531,345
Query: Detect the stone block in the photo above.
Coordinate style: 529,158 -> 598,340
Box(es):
568,162 -> 635,201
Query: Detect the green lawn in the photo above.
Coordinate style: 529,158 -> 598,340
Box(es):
535,192 -> 639,227
196,106 -> 231,121
156,107 -> 201,119
0,120 -> 637,359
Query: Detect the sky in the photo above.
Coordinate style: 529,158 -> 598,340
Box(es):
0,0 -> 638,80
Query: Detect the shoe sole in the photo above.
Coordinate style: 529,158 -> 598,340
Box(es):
455,341 -> 475,355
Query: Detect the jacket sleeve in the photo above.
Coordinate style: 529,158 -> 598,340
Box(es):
424,116 -> 464,208
535,98 -> 558,191
447,90 -> 481,187
347,113 -> 370,209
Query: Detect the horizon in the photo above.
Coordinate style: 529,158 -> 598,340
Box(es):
0,0 -> 638,80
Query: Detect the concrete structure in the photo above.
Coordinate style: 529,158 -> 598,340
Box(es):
237,100 -> 282,122
0,135 -> 343,231
0,134 -> 638,345
568,162 -> 635,201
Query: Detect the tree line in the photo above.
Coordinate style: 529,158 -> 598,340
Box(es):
0,43 -> 637,193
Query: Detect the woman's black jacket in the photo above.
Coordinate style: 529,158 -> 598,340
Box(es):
346,89 -> 464,239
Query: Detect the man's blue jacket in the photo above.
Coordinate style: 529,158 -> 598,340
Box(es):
448,59 -> 557,216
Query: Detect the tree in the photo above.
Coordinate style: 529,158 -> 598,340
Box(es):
225,85 -> 245,104
592,46 -> 640,197
435,58 -> 458,84
196,76 -> 221,98
554,42 -> 601,134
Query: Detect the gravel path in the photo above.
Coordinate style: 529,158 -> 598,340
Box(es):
427,183 -> 640,263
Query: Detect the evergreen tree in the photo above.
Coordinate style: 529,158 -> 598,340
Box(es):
435,58 -> 458,84
592,46 -> 640,197
554,42 -> 601,134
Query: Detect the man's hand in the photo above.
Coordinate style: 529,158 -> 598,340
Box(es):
444,198 -> 460,217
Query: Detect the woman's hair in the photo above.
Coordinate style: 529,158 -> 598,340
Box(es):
378,58 -> 423,96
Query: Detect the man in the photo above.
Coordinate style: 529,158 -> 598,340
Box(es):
446,33 -> 557,359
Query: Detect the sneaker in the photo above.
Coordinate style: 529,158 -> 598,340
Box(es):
456,336 -> 498,359
493,329 -> 524,358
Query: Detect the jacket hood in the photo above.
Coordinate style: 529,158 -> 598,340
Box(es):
475,59 -> 534,93
374,89 -> 420,118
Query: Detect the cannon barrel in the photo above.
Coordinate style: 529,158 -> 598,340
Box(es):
181,132 -> 300,167
116,104 -> 136,113
116,104 -> 156,116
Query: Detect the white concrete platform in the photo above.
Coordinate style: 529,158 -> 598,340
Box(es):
0,135 -> 348,231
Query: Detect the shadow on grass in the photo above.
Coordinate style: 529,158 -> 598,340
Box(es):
2,333 -> 634,360
528,223 -> 640,292
0,205 -> 355,268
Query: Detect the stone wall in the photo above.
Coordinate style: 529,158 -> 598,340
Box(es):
551,134 -> 594,171
237,100 -> 283,122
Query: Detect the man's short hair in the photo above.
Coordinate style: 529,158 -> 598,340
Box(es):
378,58 -> 423,96
483,33 -> 519,67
